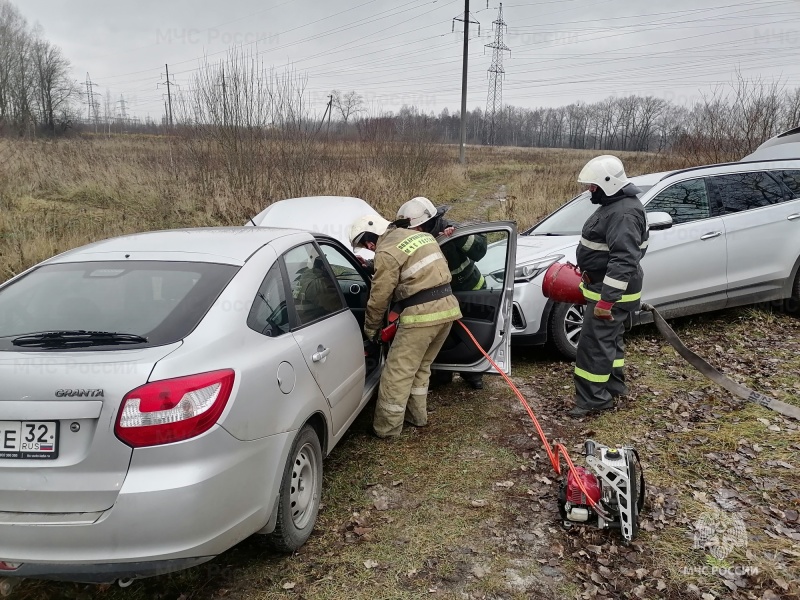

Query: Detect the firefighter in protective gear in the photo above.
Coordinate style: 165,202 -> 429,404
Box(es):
425,205 -> 488,292
419,202 -> 488,389
571,155 -> 649,417
360,202 -> 462,438
349,214 -> 391,272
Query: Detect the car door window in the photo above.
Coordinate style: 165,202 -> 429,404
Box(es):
318,242 -> 369,311
644,178 -> 710,225
247,262 -> 290,338
773,170 -> 800,199
712,171 -> 786,213
283,243 -> 344,326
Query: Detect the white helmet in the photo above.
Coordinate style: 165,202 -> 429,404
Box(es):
349,214 -> 390,248
577,155 -> 630,196
396,196 -> 437,228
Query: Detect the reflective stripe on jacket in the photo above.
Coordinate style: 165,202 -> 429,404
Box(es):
575,185 -> 649,309
365,227 -> 462,331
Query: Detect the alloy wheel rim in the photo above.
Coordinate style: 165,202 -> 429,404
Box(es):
563,304 -> 585,350
290,442 -> 318,529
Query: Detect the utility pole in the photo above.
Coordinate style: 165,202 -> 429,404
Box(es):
327,94 -> 332,137
165,64 -> 173,127
316,94 -> 333,137
485,3 -> 510,146
158,64 -> 178,130
453,2 -> 480,165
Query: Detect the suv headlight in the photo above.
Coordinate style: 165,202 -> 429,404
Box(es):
513,255 -> 564,283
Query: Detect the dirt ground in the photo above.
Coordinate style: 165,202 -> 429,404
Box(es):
4,175 -> 800,600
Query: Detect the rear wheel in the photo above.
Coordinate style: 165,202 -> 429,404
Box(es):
549,302 -> 584,360
269,425 -> 322,552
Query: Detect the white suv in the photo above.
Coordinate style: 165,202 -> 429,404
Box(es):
510,148 -> 800,359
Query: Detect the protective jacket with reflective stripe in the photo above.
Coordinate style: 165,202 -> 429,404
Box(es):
365,226 -> 462,331
576,183 -> 649,309
439,218 -> 488,291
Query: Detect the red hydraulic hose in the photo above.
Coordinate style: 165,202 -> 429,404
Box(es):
456,320 -> 610,519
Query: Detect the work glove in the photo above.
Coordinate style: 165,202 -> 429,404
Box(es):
594,300 -> 614,321
364,327 -> 379,342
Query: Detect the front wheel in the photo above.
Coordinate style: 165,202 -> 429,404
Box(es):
269,425 -> 323,552
548,302 -> 584,360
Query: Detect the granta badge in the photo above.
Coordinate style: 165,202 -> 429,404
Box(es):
55,389 -> 105,398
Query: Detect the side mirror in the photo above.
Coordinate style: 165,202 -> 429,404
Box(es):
647,211 -> 673,230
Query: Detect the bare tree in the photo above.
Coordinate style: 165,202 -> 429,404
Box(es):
331,89 -> 364,125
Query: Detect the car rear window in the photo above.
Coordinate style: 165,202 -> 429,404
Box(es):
774,170 -> 800,198
711,171 -> 786,213
0,261 -> 239,351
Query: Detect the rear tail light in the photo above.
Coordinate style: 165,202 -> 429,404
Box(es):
0,561 -> 21,571
115,370 -> 235,447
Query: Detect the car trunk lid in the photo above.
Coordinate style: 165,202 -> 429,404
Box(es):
0,344 -> 180,514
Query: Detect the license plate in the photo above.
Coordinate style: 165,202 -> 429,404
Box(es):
0,421 -> 59,460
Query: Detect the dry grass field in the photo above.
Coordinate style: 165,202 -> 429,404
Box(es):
1,136 -> 798,600
0,135 -> 685,280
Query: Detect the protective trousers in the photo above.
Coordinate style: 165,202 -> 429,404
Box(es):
373,321 -> 453,438
574,301 -> 629,410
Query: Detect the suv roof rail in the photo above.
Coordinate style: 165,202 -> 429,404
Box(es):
659,157 -> 799,182
778,126 -> 800,138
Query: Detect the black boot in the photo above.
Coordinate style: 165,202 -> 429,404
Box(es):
460,373 -> 483,390
429,370 -> 453,389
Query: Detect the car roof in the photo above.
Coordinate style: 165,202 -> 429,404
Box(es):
657,156 -> 800,184
46,227 -> 305,266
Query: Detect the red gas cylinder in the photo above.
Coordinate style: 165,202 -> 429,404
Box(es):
542,262 -> 586,305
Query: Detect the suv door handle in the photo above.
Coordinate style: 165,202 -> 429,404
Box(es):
700,231 -> 723,240
312,346 -> 331,362
788,213 -> 800,221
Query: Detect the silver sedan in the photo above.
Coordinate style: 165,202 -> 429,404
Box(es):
0,198 -> 516,584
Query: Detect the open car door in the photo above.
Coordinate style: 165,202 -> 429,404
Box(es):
431,221 -> 517,374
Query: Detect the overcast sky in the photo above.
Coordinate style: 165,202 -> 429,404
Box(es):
17,0 -> 800,122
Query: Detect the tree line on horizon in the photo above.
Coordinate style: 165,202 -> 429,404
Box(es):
1,0 -> 799,164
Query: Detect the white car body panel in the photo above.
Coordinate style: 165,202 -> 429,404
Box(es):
643,217 -> 728,311
723,197 -> 800,298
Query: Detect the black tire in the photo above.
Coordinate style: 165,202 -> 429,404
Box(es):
790,268 -> 800,314
548,302 -> 584,361
269,425 -> 323,552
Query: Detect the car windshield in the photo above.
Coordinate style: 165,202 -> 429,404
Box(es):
0,261 -> 239,351
525,186 -> 653,236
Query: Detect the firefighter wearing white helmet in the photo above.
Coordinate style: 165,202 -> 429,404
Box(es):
349,214 -> 391,272
397,196 -> 438,228
356,198 -> 462,438
571,155 -> 649,418
400,199 -> 489,390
